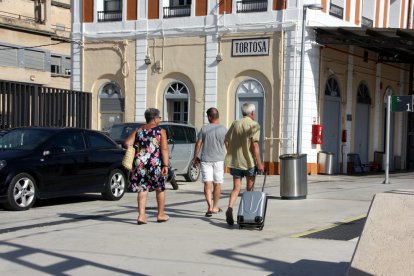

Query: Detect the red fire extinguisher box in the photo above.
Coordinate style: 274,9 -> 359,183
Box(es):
312,124 -> 324,144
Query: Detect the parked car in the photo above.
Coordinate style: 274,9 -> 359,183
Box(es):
107,122 -> 201,184
0,127 -> 127,211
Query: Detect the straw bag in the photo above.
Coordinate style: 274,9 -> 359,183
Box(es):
122,146 -> 135,171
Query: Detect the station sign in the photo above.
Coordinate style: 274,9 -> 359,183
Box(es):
232,38 -> 270,57
391,95 -> 414,112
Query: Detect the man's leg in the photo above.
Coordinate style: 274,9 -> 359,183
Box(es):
212,182 -> 221,213
204,181 -> 213,214
246,175 -> 255,191
226,176 -> 242,225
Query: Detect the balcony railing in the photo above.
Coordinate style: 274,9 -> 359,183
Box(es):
97,10 -> 122,22
0,10 -> 36,23
236,0 -> 268,13
361,16 -> 373,27
329,3 -> 344,19
163,5 -> 191,18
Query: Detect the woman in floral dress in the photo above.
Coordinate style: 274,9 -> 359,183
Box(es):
124,108 -> 170,224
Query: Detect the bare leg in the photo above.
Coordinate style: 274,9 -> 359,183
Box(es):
246,176 -> 255,191
228,177 -> 242,209
156,190 -> 169,221
137,191 -> 148,222
226,177 -> 242,225
204,181 -> 213,212
212,182 -> 221,212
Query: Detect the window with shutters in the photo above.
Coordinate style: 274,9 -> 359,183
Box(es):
0,44 -> 18,67
51,55 -> 61,74
24,49 -> 46,70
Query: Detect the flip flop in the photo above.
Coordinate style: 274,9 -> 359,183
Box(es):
205,211 -> 213,217
157,216 -> 170,223
212,208 -> 223,214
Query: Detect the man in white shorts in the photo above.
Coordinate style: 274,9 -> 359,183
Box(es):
192,107 -> 227,217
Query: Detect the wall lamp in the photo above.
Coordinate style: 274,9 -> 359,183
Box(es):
296,3 -> 323,154
144,55 -> 151,65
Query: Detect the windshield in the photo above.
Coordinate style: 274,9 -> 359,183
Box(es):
0,129 -> 51,150
108,124 -> 141,141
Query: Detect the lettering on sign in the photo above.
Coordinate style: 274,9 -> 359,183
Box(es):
232,38 -> 270,57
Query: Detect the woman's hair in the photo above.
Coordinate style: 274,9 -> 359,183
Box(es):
241,103 -> 255,116
144,108 -> 160,123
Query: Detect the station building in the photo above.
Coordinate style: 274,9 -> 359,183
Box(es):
72,0 -> 414,174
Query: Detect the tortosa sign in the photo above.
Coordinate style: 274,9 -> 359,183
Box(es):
232,38 -> 270,57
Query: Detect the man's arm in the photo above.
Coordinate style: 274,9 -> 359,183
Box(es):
251,140 -> 264,173
192,139 -> 202,164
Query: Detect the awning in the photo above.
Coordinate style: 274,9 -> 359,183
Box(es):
315,27 -> 414,63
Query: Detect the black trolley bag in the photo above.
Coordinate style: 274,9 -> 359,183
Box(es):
237,171 -> 267,230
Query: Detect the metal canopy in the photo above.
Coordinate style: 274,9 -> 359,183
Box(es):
315,27 -> 414,63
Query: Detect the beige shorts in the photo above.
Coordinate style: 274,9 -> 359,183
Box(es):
201,161 -> 224,184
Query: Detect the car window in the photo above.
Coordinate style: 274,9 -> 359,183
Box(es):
1,129 -> 50,149
86,131 -> 117,149
47,132 -> 85,153
108,124 -> 141,141
184,127 -> 196,143
169,125 -> 187,144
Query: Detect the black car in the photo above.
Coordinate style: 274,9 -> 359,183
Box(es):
0,127 -> 127,211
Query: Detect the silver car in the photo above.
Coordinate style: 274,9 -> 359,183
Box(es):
107,122 -> 201,185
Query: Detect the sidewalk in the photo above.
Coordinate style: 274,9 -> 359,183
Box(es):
0,171 -> 413,275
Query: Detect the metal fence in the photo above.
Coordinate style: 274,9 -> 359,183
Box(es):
0,80 -> 91,129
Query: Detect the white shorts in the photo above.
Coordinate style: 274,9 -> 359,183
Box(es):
201,161 -> 224,184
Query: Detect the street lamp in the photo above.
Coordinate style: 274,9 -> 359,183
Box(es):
296,3 -> 323,154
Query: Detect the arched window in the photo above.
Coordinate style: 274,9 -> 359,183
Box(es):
357,82 -> 371,104
324,76 -> 341,97
99,81 -> 124,130
237,79 -> 265,96
165,81 -> 189,122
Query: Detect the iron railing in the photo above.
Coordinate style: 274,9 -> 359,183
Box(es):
329,3 -> 344,19
0,80 -> 91,129
236,0 -> 268,13
163,5 -> 191,18
97,10 -> 122,22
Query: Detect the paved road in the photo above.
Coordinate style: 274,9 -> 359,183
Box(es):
1,172 -> 413,275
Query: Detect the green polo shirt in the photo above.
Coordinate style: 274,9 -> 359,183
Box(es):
224,116 -> 260,170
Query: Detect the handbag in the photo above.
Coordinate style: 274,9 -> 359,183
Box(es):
122,146 -> 135,171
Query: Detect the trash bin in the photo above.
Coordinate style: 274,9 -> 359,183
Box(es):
279,154 -> 307,199
317,151 -> 335,175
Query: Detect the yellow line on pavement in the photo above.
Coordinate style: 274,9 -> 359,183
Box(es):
290,214 -> 367,238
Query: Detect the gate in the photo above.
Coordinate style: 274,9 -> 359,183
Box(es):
0,80 -> 91,129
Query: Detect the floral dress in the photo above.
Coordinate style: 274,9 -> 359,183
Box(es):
129,126 -> 165,192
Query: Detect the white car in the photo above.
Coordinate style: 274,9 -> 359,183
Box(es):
107,122 -> 201,185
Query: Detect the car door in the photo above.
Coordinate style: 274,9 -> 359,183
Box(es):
38,131 -> 87,196
82,130 -> 123,190
167,125 -> 191,174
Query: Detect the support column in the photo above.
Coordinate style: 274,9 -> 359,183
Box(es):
135,39 -> 148,121
204,34 -> 219,124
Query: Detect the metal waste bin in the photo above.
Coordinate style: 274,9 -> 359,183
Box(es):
317,151 -> 335,175
279,154 -> 307,199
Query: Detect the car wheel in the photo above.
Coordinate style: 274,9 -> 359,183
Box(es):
102,169 -> 126,201
184,162 -> 200,182
4,173 -> 37,211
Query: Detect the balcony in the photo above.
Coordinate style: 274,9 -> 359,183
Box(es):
236,0 -> 268,13
97,10 -> 122,22
163,5 -> 191,18
361,16 -> 373,28
329,3 -> 344,19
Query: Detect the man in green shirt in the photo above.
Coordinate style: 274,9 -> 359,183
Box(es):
224,103 -> 264,225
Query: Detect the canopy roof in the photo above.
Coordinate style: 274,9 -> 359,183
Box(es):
315,27 -> 414,63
